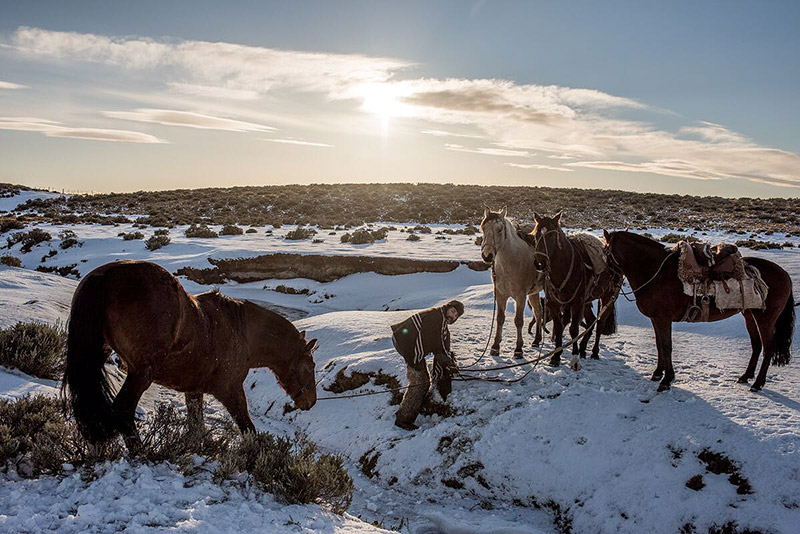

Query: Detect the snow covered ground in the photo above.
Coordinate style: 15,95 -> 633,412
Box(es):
2,190 -> 800,533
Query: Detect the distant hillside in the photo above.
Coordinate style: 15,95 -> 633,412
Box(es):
6,183 -> 800,234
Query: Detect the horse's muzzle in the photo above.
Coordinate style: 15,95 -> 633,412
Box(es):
481,252 -> 494,264
294,389 -> 317,411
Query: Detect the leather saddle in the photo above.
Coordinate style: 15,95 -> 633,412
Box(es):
676,241 -> 744,282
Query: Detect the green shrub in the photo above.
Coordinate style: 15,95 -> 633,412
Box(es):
145,233 -> 171,251
0,395 -> 122,478
0,322 -> 66,379
1,255 -> 21,267
220,224 -> 244,236
185,224 -> 219,238
285,227 -> 317,240
6,228 -> 52,253
215,431 -> 353,513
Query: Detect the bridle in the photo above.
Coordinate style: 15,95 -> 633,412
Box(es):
534,225 -> 583,305
603,237 -> 677,299
480,216 -> 508,261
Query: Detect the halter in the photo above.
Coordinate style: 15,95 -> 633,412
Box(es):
480,216 -> 509,259
604,239 -> 677,299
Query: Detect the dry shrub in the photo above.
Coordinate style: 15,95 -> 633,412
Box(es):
145,233 -> 171,251
185,224 -> 219,238
0,321 -> 66,380
0,395 -> 122,478
285,227 -> 317,240
215,431 -> 353,513
220,224 -> 244,235
6,228 -> 52,253
1,255 -> 21,267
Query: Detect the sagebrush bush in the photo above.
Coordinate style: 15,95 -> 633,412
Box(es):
6,228 -> 52,253
118,231 -> 145,240
341,227 -> 388,244
185,224 -> 219,238
0,322 -> 66,380
220,224 -> 244,236
145,233 -> 171,251
0,395 -> 121,477
0,217 -> 26,233
216,431 -> 354,513
1,254 -> 22,267
285,227 -> 317,240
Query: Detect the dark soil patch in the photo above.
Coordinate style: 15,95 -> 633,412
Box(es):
686,474 -> 705,491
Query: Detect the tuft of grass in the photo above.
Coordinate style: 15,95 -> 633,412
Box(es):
0,322 -> 66,380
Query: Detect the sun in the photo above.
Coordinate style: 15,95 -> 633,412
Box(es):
361,83 -> 410,122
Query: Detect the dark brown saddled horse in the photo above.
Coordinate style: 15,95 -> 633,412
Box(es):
63,260 -> 318,449
604,231 -> 795,392
532,212 -> 620,370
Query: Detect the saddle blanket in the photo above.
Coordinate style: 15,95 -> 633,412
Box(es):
682,265 -> 768,311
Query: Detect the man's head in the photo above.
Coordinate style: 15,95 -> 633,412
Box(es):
444,300 -> 464,324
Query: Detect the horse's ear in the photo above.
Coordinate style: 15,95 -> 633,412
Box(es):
500,206 -> 508,218
305,338 -> 318,353
483,207 -> 490,218
554,211 -> 562,224
603,229 -> 611,242
299,330 -> 306,340
533,212 -> 541,223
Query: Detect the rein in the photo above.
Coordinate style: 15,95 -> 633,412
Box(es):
535,229 -> 584,306
607,246 -> 677,301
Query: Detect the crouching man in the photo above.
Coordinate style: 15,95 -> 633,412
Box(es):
390,300 -> 464,430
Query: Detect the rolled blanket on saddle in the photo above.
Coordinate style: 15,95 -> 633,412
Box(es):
569,233 -> 607,274
675,241 -> 768,314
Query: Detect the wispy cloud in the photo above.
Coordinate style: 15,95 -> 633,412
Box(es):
263,138 -> 333,147
103,108 -> 276,132
444,143 -> 533,158
0,117 -> 166,143
0,80 -> 29,90
421,129 -> 484,139
167,82 -> 261,101
9,27 -> 412,100
506,163 -> 573,172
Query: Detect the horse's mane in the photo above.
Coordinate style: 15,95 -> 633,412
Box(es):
615,231 -> 670,255
195,290 -> 297,339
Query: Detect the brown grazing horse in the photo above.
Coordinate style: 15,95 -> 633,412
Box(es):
604,231 -> 795,392
531,212 -> 620,370
63,260 -> 318,449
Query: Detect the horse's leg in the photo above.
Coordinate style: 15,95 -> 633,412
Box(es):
579,303 -> 595,358
590,301 -> 603,359
526,294 -> 536,336
491,293 -> 507,357
513,294 -> 526,358
186,392 -> 205,435
529,293 -> 543,347
651,317 -> 674,391
549,302 -> 564,366
737,311 -> 762,384
112,368 -> 153,453
568,303 -> 584,371
214,385 -> 256,434
751,313 -> 776,392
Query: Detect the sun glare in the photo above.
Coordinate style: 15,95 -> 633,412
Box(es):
360,83 -> 411,135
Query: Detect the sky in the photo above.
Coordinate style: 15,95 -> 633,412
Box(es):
0,0 -> 799,198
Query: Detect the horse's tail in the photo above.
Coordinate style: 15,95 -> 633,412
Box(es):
772,287 -> 794,367
598,299 -> 617,336
63,274 -> 118,443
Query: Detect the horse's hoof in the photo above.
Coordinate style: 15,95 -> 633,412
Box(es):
549,357 -> 560,367
656,383 -> 671,392
579,352 -> 587,359
650,372 -> 663,381
514,351 -> 524,360
570,362 -> 582,372
591,354 -> 600,360
531,341 -> 540,348
750,383 -> 763,392
737,376 -> 751,384
490,348 -> 500,357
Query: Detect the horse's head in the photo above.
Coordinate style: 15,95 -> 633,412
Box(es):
479,206 -> 509,263
273,329 -> 319,411
531,211 -> 564,271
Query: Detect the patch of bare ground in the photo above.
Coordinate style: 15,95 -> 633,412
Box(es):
176,253 -> 489,284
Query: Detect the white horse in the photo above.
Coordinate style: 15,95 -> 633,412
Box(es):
480,207 -> 545,358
